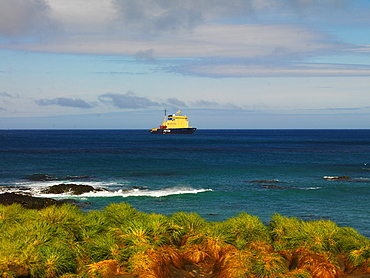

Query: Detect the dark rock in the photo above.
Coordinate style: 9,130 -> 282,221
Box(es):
131,186 -> 148,190
0,185 -> 29,191
184,264 -> 201,274
169,264 -> 212,278
323,176 -> 352,180
0,193 -> 68,209
41,184 -> 106,195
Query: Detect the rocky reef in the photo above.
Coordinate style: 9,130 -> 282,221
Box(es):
0,193 -> 71,209
40,183 -> 107,195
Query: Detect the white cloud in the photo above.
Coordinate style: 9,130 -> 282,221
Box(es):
0,0 -> 57,38
0,0 -> 364,42
47,0 -> 117,33
111,0 -> 204,35
3,23 -> 339,59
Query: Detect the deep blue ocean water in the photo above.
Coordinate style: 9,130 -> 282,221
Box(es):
1,129 -> 370,236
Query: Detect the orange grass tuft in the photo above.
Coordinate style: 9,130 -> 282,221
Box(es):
181,236 -> 238,264
128,247 -> 185,278
87,259 -> 122,278
181,245 -> 209,264
159,246 -> 185,269
213,250 -> 254,278
346,257 -> 370,275
296,249 -> 343,278
253,251 -> 289,277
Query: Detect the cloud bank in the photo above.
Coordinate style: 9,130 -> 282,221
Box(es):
34,92 -> 240,110
1,91 -> 13,98
0,0 -> 357,40
98,92 -> 161,109
35,98 -> 96,108
0,0 -> 367,78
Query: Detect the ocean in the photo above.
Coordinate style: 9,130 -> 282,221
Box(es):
1,129 -> 370,237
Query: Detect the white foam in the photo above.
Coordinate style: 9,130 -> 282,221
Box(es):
323,176 -> 337,180
1,177 -> 213,199
3,180 -> 127,193
33,186 -> 213,199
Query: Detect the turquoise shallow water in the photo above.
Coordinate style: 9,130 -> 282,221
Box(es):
1,129 -> 370,236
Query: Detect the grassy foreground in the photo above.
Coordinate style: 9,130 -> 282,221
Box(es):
1,203 -> 370,278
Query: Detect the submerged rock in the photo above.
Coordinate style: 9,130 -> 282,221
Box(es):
24,173 -> 58,181
246,180 -> 281,183
244,180 -> 291,189
261,184 -> 290,189
24,173 -> 91,181
41,184 -> 106,195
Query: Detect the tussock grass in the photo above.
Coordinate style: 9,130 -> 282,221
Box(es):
0,203 -> 369,278
87,259 -> 122,278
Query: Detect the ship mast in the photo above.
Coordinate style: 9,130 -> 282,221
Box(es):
163,109 -> 167,123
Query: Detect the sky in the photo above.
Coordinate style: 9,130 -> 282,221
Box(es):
1,0 -> 370,129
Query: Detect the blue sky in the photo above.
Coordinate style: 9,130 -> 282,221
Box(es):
1,0 -> 370,129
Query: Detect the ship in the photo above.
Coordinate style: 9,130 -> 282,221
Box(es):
150,110 -> 197,134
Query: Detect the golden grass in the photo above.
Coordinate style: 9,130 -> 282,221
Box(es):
128,246 -> 185,278
280,268 -> 311,278
87,259 -> 122,278
1,204 -> 370,277
214,250 -> 254,278
296,249 -> 343,278
181,245 -> 209,264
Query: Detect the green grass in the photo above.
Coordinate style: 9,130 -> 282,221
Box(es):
0,202 -> 369,278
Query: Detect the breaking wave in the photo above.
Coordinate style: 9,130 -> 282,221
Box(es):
0,181 -> 213,199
